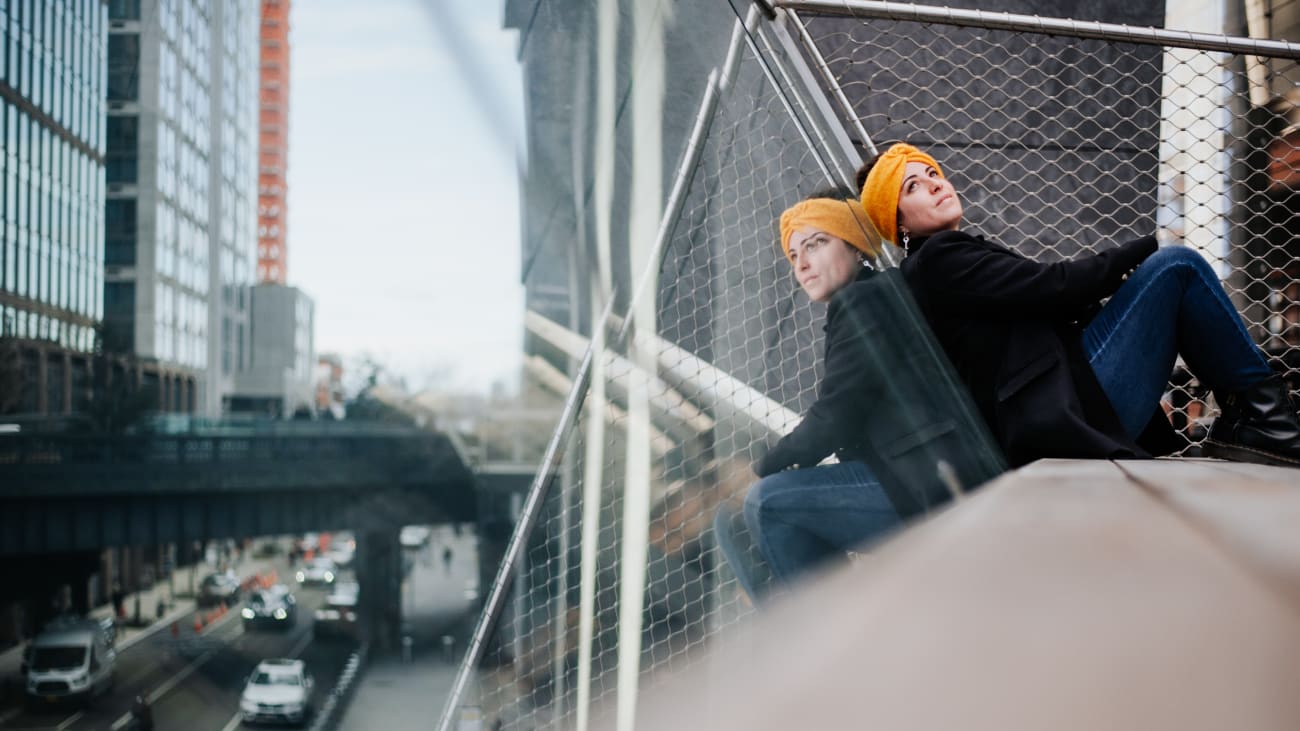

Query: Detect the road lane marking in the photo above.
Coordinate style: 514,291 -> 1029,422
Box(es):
148,647 -> 217,704
219,710 -> 243,731
54,712 -> 82,731
108,616 -> 244,730
119,660 -> 163,690
287,629 -> 313,659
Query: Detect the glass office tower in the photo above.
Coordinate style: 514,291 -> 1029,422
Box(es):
0,0 -> 107,415
105,0 -> 257,416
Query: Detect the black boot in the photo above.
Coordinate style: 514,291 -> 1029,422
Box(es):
1203,375 -> 1300,468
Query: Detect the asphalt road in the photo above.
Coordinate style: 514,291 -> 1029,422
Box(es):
2,575 -> 358,731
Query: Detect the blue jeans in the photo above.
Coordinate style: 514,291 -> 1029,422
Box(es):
739,460 -> 901,589
1082,245 -> 1272,438
712,503 -> 772,599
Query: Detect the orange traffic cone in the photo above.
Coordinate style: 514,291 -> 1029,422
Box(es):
171,621 -> 179,638
194,615 -> 203,633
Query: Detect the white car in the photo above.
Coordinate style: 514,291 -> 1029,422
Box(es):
239,658 -> 312,725
295,557 -> 336,586
399,525 -> 430,549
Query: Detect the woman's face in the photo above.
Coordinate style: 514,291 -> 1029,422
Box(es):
787,227 -> 861,303
896,160 -> 962,239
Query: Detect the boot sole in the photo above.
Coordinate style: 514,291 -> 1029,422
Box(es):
1202,438 -> 1300,468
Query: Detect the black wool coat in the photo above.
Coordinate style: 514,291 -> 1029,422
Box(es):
757,267 -> 882,477
899,230 -> 1180,467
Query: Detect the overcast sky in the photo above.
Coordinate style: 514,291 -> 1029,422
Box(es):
287,0 -> 524,395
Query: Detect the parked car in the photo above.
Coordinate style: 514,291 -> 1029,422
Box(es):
23,616 -> 116,707
241,585 -> 297,630
238,658 -> 313,726
399,525 -> 430,549
313,589 -> 359,640
325,544 -> 354,569
295,557 -> 336,586
197,570 -> 241,607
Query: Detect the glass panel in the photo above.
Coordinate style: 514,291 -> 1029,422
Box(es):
106,33 -> 138,101
104,198 -> 135,266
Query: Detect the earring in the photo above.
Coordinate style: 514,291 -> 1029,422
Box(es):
900,230 -> 911,254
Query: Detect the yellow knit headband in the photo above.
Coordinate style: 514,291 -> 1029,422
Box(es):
778,198 -> 881,261
860,143 -> 944,244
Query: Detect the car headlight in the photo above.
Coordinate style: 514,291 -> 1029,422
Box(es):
295,571 -> 305,582
69,673 -> 89,687
324,572 -> 335,582
241,608 -> 255,619
273,608 -> 287,620
240,698 -> 258,712
315,609 -> 340,620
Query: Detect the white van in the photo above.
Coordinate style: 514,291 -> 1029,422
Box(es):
23,616 -> 117,706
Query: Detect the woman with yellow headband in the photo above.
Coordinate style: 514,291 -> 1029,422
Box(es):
712,187 -> 909,597
858,142 -> 1300,468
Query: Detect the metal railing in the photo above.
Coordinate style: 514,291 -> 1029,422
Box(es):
443,3 -> 1300,729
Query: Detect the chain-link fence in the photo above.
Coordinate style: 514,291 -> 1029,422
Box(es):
441,3 -> 1300,729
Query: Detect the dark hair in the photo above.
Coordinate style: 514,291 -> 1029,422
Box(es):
805,185 -> 857,201
854,154 -> 882,194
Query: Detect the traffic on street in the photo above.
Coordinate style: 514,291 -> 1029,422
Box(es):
0,537 -> 362,731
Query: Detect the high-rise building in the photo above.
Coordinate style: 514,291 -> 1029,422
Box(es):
256,0 -> 288,284
105,0 -> 259,416
229,282 -> 314,417
0,2 -> 107,416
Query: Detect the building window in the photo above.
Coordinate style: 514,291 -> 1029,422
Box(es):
105,200 -> 137,266
106,116 -> 138,183
109,0 -> 142,21
107,34 -> 140,102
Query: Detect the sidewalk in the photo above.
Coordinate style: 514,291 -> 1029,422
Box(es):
337,646 -> 461,731
0,549 -> 287,703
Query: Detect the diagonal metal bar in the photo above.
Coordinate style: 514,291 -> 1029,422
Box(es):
777,0 -> 1300,58
434,293 -> 617,731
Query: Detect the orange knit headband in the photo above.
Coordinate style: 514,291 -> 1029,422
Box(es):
778,198 -> 881,261
860,143 -> 944,244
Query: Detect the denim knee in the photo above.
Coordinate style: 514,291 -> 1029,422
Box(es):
1141,244 -> 1213,280
742,476 -> 768,533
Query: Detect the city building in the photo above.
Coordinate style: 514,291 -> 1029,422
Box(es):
105,0 -> 259,417
229,283 -> 314,417
314,352 -> 345,419
256,0 -> 289,284
0,2 -> 107,416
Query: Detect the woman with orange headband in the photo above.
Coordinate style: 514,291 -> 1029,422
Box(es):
858,142 -> 1300,468
713,187 -> 908,597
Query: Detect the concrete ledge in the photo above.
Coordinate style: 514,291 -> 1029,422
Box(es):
629,458 -> 1300,731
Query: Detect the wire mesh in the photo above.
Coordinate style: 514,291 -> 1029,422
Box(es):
802,9 -> 1300,448
448,5 -> 1300,730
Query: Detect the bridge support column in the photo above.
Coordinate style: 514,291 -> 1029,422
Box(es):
358,527 -> 402,653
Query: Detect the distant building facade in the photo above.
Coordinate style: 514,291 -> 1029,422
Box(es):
256,0 -> 289,284
315,352 -> 345,419
229,283 -> 314,416
0,2 -> 107,416
104,0 -> 259,416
